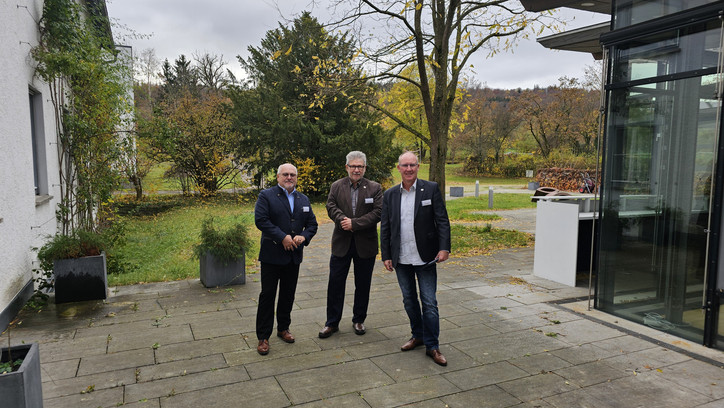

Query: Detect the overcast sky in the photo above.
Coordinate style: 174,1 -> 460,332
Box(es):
106,0 -> 609,90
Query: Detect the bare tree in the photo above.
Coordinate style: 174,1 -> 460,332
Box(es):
136,48 -> 159,101
194,52 -> 231,91
329,0 -> 559,194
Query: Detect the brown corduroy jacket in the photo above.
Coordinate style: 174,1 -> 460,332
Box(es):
326,177 -> 383,258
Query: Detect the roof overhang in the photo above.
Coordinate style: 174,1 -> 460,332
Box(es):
519,0 -> 611,14
537,22 -> 610,60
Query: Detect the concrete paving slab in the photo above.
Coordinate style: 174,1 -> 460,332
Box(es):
245,348 -> 353,379
153,334 -> 247,363
370,346 -> 476,382
41,358 -> 80,382
442,361 -> 529,390
136,354 -> 227,382
41,368 -> 136,399
440,384 -> 521,407
553,360 -> 630,387
43,387 -> 124,408
124,365 -> 250,402
497,372 -> 580,401
360,375 -> 460,407
77,348 -> 155,376
294,393 -> 370,407
277,359 -> 392,404
507,352 -> 573,375
159,377 -> 288,408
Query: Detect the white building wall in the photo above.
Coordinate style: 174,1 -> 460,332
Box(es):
0,0 -> 62,322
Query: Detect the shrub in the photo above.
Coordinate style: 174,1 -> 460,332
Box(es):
193,216 -> 252,263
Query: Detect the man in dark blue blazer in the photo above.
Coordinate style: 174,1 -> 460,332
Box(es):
381,151 -> 451,366
254,163 -> 318,355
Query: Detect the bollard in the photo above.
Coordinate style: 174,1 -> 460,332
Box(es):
488,186 -> 493,208
475,180 -> 479,197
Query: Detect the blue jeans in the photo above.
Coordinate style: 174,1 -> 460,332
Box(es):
395,263 -> 439,350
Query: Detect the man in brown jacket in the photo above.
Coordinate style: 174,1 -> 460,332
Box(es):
319,151 -> 383,338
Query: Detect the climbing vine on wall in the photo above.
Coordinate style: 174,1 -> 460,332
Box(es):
31,0 -> 131,234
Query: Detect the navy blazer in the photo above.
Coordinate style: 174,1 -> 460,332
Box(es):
380,179 -> 451,268
255,185 -> 318,265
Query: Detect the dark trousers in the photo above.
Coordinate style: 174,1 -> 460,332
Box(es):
325,239 -> 375,327
256,261 -> 300,340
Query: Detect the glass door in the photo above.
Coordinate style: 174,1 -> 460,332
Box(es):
597,18 -> 723,345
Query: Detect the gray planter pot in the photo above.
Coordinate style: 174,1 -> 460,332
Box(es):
200,251 -> 246,287
0,343 -> 43,408
53,252 -> 107,304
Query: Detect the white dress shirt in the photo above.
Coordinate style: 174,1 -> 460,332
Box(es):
398,180 -> 425,265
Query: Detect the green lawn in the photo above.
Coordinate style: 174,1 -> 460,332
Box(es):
391,163 -> 525,190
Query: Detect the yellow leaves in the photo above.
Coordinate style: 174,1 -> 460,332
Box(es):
284,45 -> 292,56
271,49 -> 282,60
291,65 -> 301,74
415,3 -> 422,10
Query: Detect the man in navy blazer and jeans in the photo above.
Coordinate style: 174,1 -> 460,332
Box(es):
254,163 -> 318,355
381,151 -> 451,366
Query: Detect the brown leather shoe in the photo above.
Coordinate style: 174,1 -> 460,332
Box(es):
257,339 -> 269,355
426,349 -> 447,366
400,337 -> 424,351
318,326 -> 338,338
277,330 -> 295,343
353,322 -> 366,335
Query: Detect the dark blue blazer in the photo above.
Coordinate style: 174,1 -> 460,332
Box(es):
255,185 -> 318,265
380,179 -> 451,268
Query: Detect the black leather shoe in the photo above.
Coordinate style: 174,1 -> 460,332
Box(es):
318,326 -> 338,338
400,337 -> 424,351
426,349 -> 447,366
353,322 -> 366,335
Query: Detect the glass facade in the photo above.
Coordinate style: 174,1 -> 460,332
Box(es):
597,14 -> 723,344
613,0 -> 719,29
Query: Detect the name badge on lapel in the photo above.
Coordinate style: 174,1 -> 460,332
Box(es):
421,199 -> 432,206
303,206 -> 310,212
365,198 -> 374,204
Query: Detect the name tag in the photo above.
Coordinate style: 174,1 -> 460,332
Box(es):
303,206 -> 310,212
365,198 -> 374,204
421,199 -> 432,206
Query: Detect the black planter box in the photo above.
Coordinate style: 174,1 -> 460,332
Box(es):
54,252 -> 108,304
0,343 -> 43,408
200,251 -> 246,287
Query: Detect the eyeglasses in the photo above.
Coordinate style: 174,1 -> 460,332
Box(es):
280,173 -> 297,178
347,165 -> 365,170
398,163 -> 418,168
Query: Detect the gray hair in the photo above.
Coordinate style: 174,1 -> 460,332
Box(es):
398,151 -> 418,165
277,163 -> 297,175
346,151 -> 367,166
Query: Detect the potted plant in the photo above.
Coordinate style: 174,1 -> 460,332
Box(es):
37,229 -> 108,304
194,216 -> 251,288
1,321 -> 43,408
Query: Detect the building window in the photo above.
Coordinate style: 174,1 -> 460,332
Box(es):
29,89 -> 47,196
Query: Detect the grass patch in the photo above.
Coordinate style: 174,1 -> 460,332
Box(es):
445,194 -> 536,221
451,224 -> 533,257
391,163 -> 525,187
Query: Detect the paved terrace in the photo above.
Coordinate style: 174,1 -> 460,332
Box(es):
10,211 -> 724,408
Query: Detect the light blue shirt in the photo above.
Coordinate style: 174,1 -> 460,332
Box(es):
279,185 -> 296,212
399,180 -> 424,265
